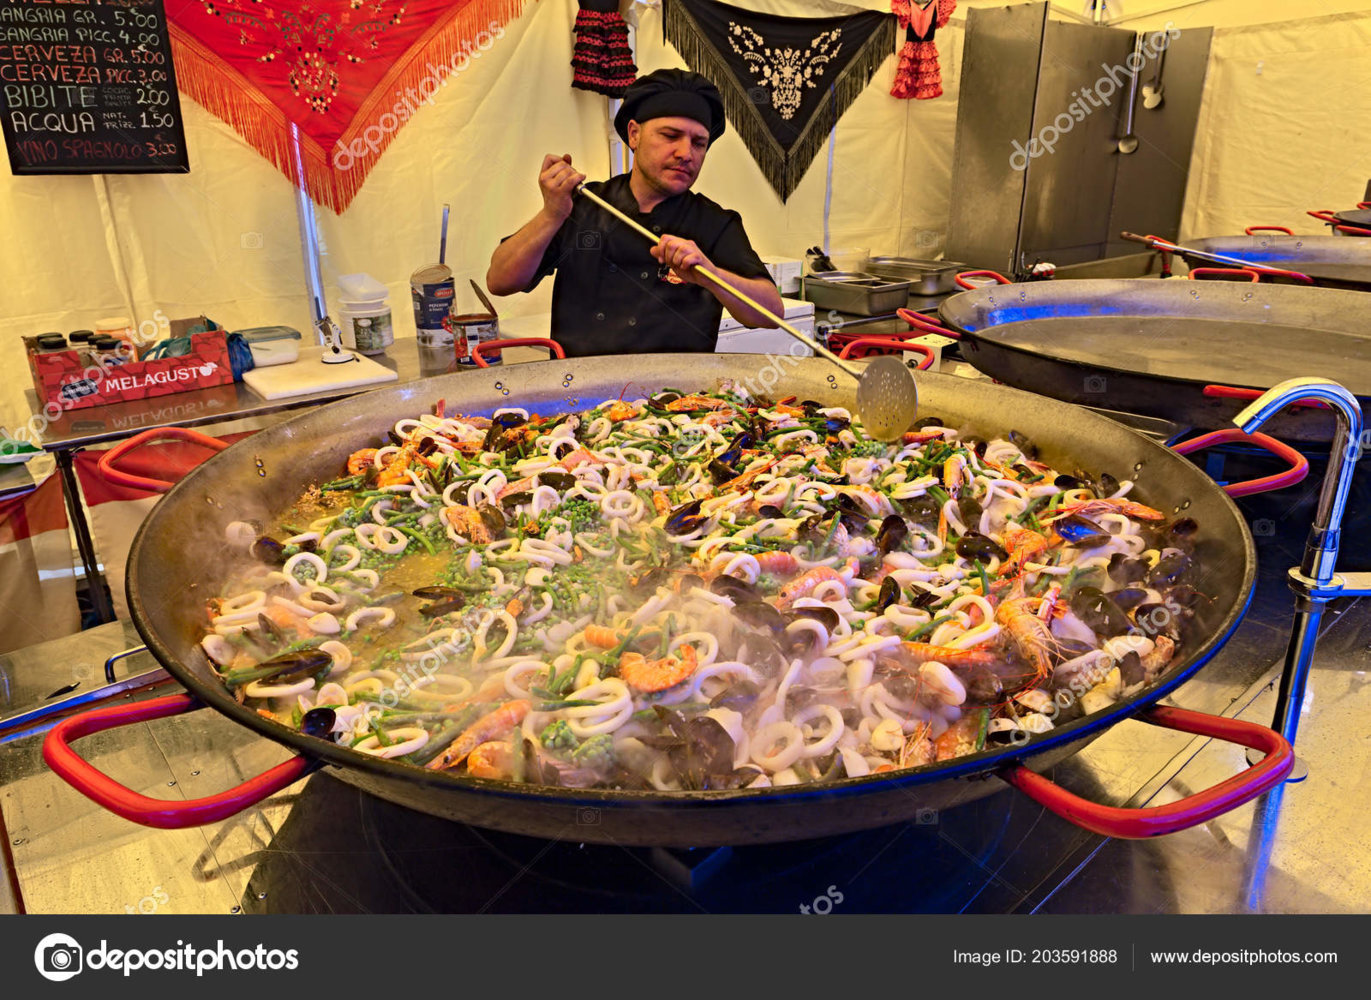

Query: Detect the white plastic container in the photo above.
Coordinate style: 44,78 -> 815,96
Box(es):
715,297 -> 816,354
338,301 -> 395,356
336,273 -> 394,356
239,326 -> 302,367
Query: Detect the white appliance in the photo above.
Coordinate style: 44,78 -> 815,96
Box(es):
716,297 -> 815,356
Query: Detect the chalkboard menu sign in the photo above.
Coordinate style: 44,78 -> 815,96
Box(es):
1,0 -> 188,174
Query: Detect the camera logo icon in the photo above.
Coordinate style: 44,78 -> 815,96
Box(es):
915,808 -> 939,825
240,232 -> 264,250
1253,518 -> 1276,537
747,86 -> 770,106
1084,375 -> 1108,394
576,807 -> 601,826
35,933 -> 83,982
576,230 -> 602,250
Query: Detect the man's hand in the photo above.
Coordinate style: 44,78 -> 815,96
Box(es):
539,153 -> 586,223
651,235 -> 713,285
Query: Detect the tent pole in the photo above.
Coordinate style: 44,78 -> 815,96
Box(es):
289,122 -> 328,340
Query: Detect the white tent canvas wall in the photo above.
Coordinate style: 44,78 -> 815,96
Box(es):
2,0 -> 1369,495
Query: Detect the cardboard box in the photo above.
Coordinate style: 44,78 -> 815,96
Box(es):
26,319 -> 234,412
760,255 -> 803,295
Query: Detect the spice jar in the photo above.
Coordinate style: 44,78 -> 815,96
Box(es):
93,336 -> 132,367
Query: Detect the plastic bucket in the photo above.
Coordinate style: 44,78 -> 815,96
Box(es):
338,301 -> 394,356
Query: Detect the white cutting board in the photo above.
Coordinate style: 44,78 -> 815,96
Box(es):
242,346 -> 399,400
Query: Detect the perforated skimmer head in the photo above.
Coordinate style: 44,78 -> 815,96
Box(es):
855,355 -> 920,442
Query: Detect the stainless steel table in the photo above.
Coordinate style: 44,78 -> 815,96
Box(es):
28,343 -> 479,624
0,464 -> 35,499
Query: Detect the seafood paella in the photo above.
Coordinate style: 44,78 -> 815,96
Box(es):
200,383 -> 1204,791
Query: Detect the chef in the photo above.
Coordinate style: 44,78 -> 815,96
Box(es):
486,68 -> 782,357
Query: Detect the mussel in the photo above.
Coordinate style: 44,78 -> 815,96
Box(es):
1054,514 -> 1112,548
872,576 -> 902,613
665,498 -> 706,536
231,648 -> 333,688
629,565 -> 671,594
709,573 -> 761,603
1147,550 -> 1193,587
414,586 -> 466,618
875,514 -> 908,557
957,494 -> 983,529
1107,552 -> 1149,584
1069,586 -> 1131,638
257,612 -> 286,646
649,390 -> 682,408
955,531 -> 1008,563
1110,587 -> 1151,611
785,606 -> 841,631
475,502 -> 508,539
300,707 -> 337,739
732,600 -> 785,632
1008,429 -> 1038,459
1134,603 -> 1181,641
898,494 -> 941,528
757,505 -> 784,519
913,416 -> 944,429
500,491 -> 533,509
708,459 -> 739,486
415,436 -> 439,457
537,471 -> 576,490
251,536 -> 287,566
709,680 -> 762,714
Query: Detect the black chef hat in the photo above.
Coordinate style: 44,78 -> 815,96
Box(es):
613,68 -> 726,145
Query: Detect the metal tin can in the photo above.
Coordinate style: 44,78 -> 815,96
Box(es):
451,313 -> 500,366
410,263 -> 455,349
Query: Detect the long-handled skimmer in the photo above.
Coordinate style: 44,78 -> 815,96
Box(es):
575,183 -> 919,442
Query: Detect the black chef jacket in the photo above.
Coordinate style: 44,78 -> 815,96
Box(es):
520,174 -> 772,357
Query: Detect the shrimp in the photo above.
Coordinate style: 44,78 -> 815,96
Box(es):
427,700 -> 530,771
943,454 -> 969,493
618,643 -> 698,693
995,595 -> 1056,683
666,394 -> 731,412
703,409 -> 740,428
756,551 -> 799,576
999,526 -> 1051,577
1140,634 -> 1176,676
934,712 -> 985,761
558,448 -> 600,470
441,506 -> 494,545
902,429 -> 945,445
892,642 -> 1000,668
606,401 -> 640,422
466,740 -> 517,780
717,459 -> 775,494
347,448 -> 378,475
651,491 -> 671,515
777,566 -> 844,608
1044,497 -> 1165,522
497,476 -> 536,499
583,624 -> 624,649
899,722 -> 936,769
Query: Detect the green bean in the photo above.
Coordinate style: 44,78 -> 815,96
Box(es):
906,614 -> 955,641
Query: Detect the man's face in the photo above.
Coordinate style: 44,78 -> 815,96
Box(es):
628,116 -> 710,198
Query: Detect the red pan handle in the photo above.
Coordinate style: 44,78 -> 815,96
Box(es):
1202,384 -> 1330,411
1336,225 -> 1371,236
955,270 -> 1013,290
897,308 -> 960,339
43,693 -> 315,829
1244,226 -> 1294,236
1170,427 -> 1309,497
95,427 -> 232,494
836,338 -> 935,369
1359,202 -> 1371,210
1000,705 -> 1293,838
471,338 -> 566,369
1307,210 -> 1338,224
1188,267 -> 1261,283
